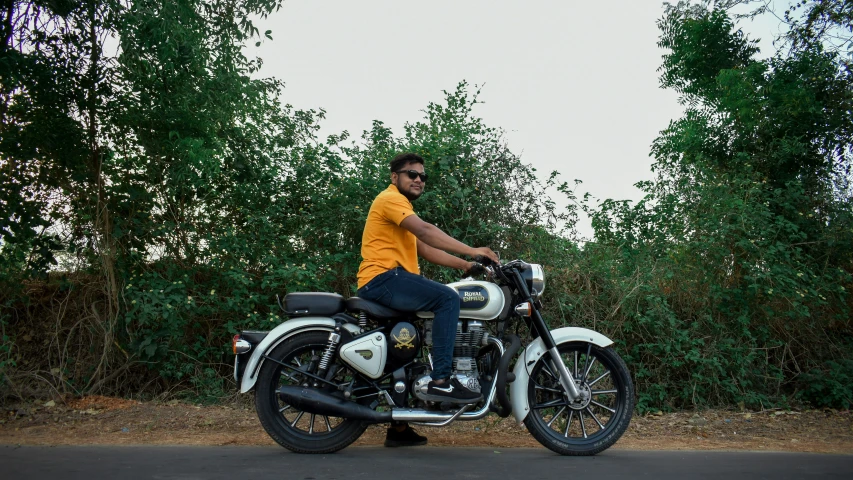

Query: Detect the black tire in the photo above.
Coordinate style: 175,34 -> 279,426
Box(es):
523,343 -> 634,456
254,331 -> 368,454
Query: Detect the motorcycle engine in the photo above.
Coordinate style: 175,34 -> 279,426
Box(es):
413,320 -> 488,401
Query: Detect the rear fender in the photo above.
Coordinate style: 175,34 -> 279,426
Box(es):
509,327 -> 614,424
239,317 -> 360,393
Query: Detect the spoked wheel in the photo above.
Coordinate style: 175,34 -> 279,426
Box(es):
524,342 -> 634,456
254,331 -> 367,454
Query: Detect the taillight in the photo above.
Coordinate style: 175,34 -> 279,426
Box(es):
232,334 -> 251,354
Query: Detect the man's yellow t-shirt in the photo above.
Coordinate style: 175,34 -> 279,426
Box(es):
357,184 -> 420,289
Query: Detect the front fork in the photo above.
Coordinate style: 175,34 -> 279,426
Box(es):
508,264 -> 585,404
530,309 -> 585,403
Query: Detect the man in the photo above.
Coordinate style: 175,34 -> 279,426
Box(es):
356,152 -> 500,447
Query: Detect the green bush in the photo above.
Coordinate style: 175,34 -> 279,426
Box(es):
797,359 -> 853,410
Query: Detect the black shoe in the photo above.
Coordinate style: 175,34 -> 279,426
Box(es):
384,425 -> 428,447
425,377 -> 483,404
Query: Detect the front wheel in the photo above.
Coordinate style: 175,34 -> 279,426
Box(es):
524,342 -> 634,456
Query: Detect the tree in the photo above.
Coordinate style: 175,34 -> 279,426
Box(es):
783,0 -> 853,58
584,4 -> 853,409
0,0 -> 300,397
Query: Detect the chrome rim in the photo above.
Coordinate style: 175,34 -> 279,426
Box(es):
529,344 -> 624,441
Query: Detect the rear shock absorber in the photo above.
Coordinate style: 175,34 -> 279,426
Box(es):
317,331 -> 341,378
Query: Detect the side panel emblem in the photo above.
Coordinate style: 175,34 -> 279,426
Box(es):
392,328 -> 415,349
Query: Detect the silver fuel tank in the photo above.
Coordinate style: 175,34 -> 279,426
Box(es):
417,280 -> 506,321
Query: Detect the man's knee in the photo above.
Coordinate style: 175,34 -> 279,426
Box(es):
439,286 -> 460,314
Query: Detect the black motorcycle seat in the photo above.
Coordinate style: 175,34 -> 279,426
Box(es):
346,297 -> 406,320
284,292 -> 346,316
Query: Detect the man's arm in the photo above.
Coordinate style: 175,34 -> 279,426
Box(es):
417,239 -> 473,270
401,214 -> 499,263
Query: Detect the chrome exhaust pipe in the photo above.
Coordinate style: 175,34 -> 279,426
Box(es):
278,386 -> 392,424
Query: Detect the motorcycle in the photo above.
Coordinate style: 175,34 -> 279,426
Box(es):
231,258 -> 634,455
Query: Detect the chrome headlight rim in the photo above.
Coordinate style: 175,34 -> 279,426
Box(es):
529,263 -> 545,299
517,261 -> 545,299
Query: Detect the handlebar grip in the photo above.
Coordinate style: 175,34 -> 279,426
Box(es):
473,255 -> 496,267
463,262 -> 487,278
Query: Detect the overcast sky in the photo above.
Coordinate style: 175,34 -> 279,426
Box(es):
248,1 -> 787,239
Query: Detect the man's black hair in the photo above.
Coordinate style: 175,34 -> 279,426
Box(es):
390,152 -> 425,173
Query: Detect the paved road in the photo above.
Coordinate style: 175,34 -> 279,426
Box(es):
2,446 -> 852,479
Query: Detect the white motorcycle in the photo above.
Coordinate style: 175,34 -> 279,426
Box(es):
232,258 -> 633,455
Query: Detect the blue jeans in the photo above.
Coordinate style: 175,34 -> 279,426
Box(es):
357,267 -> 459,380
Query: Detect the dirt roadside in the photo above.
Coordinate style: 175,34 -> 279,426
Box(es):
1,396 -> 852,453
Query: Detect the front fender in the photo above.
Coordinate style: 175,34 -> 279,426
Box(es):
509,327 -> 614,424
239,317 -> 360,393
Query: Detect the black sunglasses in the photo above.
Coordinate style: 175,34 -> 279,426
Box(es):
396,169 -> 428,182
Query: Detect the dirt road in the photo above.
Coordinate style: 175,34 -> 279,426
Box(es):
1,396 -> 851,453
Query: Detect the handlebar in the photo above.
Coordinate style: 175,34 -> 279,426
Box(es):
463,255 -> 503,280
473,255 -> 499,267
462,262 -> 487,278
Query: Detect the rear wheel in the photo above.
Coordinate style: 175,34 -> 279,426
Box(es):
524,343 -> 633,456
254,331 -> 368,454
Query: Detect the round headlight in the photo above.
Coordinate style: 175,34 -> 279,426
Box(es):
519,262 -> 545,298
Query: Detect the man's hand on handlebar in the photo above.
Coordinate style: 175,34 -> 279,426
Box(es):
463,261 -> 487,278
471,247 -> 499,265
